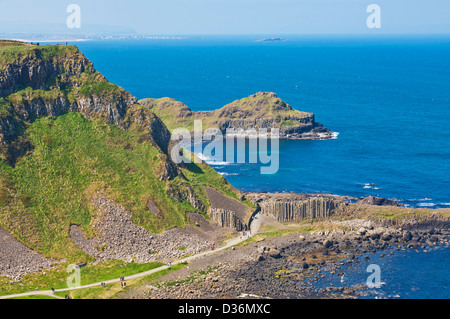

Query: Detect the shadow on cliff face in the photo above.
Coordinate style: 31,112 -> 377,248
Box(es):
183,161 -> 205,175
0,134 -> 34,167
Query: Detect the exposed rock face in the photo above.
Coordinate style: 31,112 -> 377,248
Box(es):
7,93 -> 135,128
246,192 -> 342,222
0,45 -> 137,129
120,105 -> 172,155
0,46 -> 89,96
119,104 -> 181,180
204,186 -> 252,230
0,44 -> 183,177
209,208 -> 247,231
259,197 -> 337,222
167,185 -> 205,212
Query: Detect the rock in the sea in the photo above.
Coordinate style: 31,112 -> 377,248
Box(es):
358,196 -> 401,207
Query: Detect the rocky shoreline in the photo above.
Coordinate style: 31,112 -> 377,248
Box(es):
120,215 -> 449,299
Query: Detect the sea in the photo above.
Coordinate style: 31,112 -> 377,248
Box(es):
72,35 -> 449,298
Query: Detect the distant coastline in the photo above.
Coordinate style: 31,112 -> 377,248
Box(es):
0,35 -> 193,43
7,38 -> 90,43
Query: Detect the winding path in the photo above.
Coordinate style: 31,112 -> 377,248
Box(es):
0,213 -> 261,300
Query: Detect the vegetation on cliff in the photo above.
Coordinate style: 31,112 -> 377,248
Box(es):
0,40 -> 249,262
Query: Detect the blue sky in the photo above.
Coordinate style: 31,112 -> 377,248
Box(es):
0,0 -> 449,34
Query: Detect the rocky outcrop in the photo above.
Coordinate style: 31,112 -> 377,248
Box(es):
246,192 -> 343,222
119,105 -> 181,181
204,186 -> 252,230
5,92 -> 136,128
209,207 -> 247,231
259,197 -> 337,222
358,196 -> 401,207
212,93 -> 332,139
167,184 -> 205,211
120,105 -> 172,155
0,45 -> 90,96
0,43 -> 182,172
140,92 -> 334,140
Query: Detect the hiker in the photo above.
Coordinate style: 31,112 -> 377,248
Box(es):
51,287 -> 55,292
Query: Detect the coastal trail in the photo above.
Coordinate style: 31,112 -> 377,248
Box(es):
0,213 -> 261,300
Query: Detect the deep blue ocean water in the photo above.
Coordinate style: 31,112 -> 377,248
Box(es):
313,244 -> 450,299
71,36 -> 449,298
75,36 -> 450,208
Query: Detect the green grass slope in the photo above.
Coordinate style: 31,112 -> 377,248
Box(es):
0,41 -> 249,263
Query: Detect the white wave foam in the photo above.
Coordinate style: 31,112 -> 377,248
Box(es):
363,183 -> 381,190
417,203 -> 436,207
218,172 -> 239,176
331,132 -> 340,139
195,153 -> 233,166
208,161 -> 233,166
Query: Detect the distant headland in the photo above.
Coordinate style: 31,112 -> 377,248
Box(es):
256,37 -> 287,42
139,92 -> 334,140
